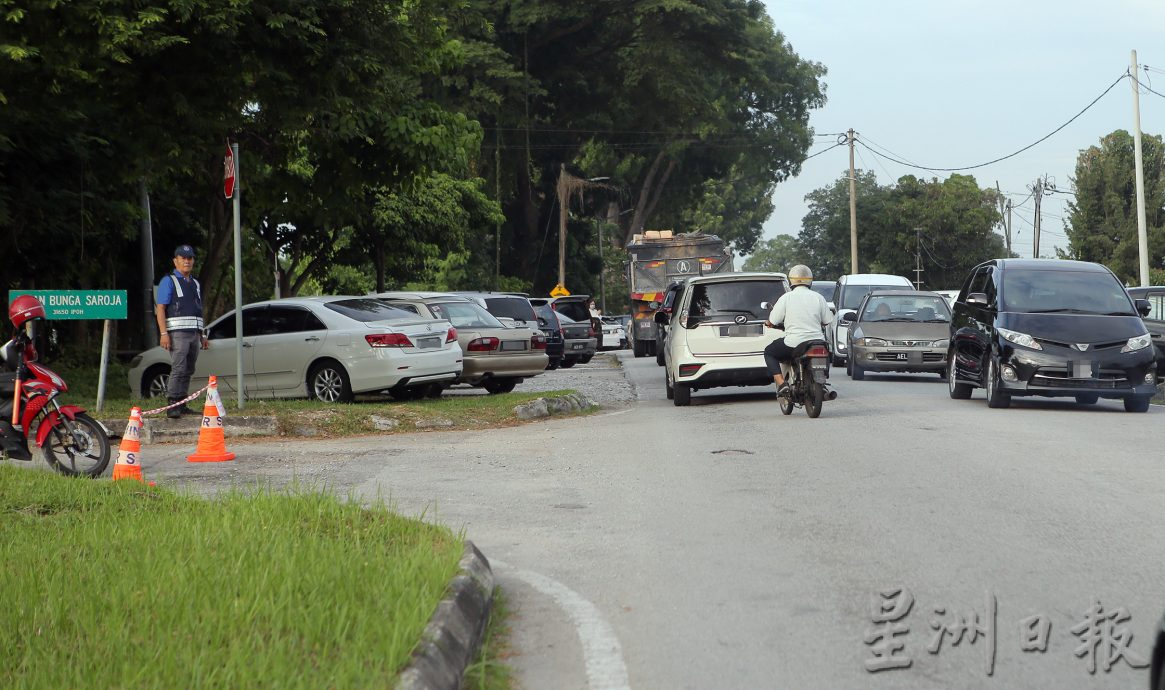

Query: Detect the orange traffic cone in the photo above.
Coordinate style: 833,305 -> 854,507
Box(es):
187,376 -> 235,463
112,407 -> 144,482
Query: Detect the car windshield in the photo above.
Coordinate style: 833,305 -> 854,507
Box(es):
428,301 -> 504,329
1002,270 -> 1136,314
811,283 -> 833,300
841,284 -> 907,310
484,297 -> 536,322
533,303 -> 560,326
688,280 -> 787,319
325,298 -> 417,322
861,295 -> 951,322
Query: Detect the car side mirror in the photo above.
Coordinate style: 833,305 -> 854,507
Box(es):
760,301 -> 771,311
827,301 -> 836,313
653,311 -> 669,325
840,311 -> 856,323
1135,298 -> 1152,318
537,317 -> 548,327
967,292 -> 988,306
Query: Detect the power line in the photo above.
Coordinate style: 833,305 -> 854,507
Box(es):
852,72 -> 1129,172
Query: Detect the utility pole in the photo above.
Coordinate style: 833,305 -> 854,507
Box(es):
1029,175 -> 1054,258
848,128 -> 858,273
995,181 -> 1012,254
913,227 -> 924,290
1131,49 -> 1150,286
1006,198 -> 1013,255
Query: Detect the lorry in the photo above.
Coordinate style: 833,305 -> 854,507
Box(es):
624,230 -> 734,357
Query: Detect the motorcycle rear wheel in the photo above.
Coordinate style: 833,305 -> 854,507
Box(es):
804,378 -> 825,419
42,412 -> 111,478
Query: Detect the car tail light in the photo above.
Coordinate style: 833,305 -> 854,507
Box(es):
467,337 -> 500,352
445,327 -> 457,343
805,345 -> 829,358
531,334 -> 547,350
588,327 -> 596,338
366,333 -> 412,348
678,363 -> 704,377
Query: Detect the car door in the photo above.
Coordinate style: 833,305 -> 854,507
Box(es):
249,305 -> 327,395
1142,290 -> 1165,367
952,265 -> 996,382
200,307 -> 261,396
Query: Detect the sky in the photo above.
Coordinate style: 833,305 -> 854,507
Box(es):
757,0 -> 1165,270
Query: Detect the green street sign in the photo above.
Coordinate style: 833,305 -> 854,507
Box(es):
9,290 -> 128,320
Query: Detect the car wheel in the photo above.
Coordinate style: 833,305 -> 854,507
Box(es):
1075,394 -> 1099,405
424,384 -> 446,399
142,364 -> 171,398
947,354 -> 972,399
850,360 -> 865,381
1124,395 -> 1151,413
832,354 -> 845,368
665,369 -> 675,400
633,339 -> 647,357
559,359 -> 576,369
545,358 -> 560,370
483,379 -> 518,395
309,360 -> 353,403
672,382 -> 691,406
655,346 -> 665,366
984,356 -> 1011,409
579,355 -> 593,365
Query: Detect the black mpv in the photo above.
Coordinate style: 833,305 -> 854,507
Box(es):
948,259 -> 1157,412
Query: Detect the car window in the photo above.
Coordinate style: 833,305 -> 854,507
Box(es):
209,306 -> 266,339
429,301 -> 504,329
484,297 -> 537,322
553,300 -> 590,322
1144,292 -> 1165,321
383,302 -> 422,315
861,295 -> 951,322
840,284 -> 908,310
687,280 -> 787,319
208,312 -> 239,340
325,298 -> 417,322
1001,270 -> 1136,314
261,306 -> 325,335
967,267 -> 997,306
811,282 -> 833,300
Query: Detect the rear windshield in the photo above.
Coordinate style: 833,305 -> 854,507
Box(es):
811,283 -> 833,300
553,300 -> 590,322
860,295 -> 951,322
533,303 -> 560,326
687,280 -> 787,320
484,297 -> 537,322
840,285 -> 908,310
428,301 -> 504,329
325,299 -> 417,322
1001,270 -> 1137,314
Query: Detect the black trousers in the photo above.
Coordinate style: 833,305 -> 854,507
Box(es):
763,338 -> 797,376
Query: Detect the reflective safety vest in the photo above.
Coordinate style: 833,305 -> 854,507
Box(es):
165,273 -> 204,332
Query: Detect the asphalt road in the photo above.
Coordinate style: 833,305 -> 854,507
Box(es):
127,353 -> 1163,690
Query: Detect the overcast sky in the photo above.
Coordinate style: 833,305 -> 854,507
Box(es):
758,0 -> 1164,265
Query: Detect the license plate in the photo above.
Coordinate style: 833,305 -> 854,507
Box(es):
572,343 -> 585,350
1072,362 -> 1092,378
894,352 -> 908,361
416,337 -> 440,349
720,324 -> 762,337
501,340 -> 526,351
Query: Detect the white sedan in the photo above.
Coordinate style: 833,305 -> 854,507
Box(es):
599,316 -> 627,350
127,296 -> 463,403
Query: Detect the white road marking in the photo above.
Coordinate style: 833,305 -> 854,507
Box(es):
493,559 -> 631,690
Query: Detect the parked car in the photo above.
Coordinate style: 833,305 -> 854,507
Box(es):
599,316 -> 627,350
455,291 -> 563,368
826,273 -> 913,366
551,312 -> 597,367
372,292 -> 548,394
1126,285 -> 1165,378
537,295 -> 593,324
127,296 -> 463,403
947,259 -> 1157,411
844,290 -> 952,380
658,272 -> 789,406
529,302 -> 566,369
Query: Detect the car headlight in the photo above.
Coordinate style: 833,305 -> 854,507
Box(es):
997,327 -> 1042,351
853,337 -> 887,347
1121,333 -> 1152,353
930,339 -> 949,349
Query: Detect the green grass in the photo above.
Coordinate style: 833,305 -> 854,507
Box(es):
0,466 -> 463,688
463,587 -> 516,690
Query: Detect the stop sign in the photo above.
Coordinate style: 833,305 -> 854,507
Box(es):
223,143 -> 236,199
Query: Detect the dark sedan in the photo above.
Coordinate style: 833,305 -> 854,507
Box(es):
948,259 -> 1157,411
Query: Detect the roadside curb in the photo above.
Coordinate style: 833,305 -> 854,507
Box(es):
396,541 -> 495,690
513,392 -> 595,419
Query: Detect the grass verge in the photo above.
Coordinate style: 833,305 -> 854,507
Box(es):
0,466 -> 463,687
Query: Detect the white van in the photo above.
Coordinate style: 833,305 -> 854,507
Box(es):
827,273 -> 913,366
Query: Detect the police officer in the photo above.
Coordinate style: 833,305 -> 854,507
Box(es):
155,244 -> 209,418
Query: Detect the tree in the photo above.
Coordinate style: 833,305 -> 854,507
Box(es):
1061,130 -> 1165,284
742,234 -> 808,273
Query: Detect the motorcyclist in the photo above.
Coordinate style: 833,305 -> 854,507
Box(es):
0,295 -> 47,459
763,265 -> 831,399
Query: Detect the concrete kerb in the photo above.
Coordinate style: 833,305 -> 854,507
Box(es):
396,541 -> 495,690
513,392 -> 596,420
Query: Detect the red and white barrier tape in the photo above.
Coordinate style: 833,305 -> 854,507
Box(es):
140,383 -> 211,417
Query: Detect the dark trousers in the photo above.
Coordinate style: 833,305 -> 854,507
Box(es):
166,329 -> 201,399
763,338 -> 797,376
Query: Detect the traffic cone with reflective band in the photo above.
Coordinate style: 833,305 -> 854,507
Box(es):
112,407 -> 144,482
187,376 -> 235,463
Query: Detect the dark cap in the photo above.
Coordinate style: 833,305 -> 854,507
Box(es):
174,245 -> 196,258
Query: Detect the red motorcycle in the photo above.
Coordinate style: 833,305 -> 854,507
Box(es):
0,296 -> 111,477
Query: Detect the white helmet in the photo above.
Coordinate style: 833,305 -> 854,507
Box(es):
788,264 -> 813,286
